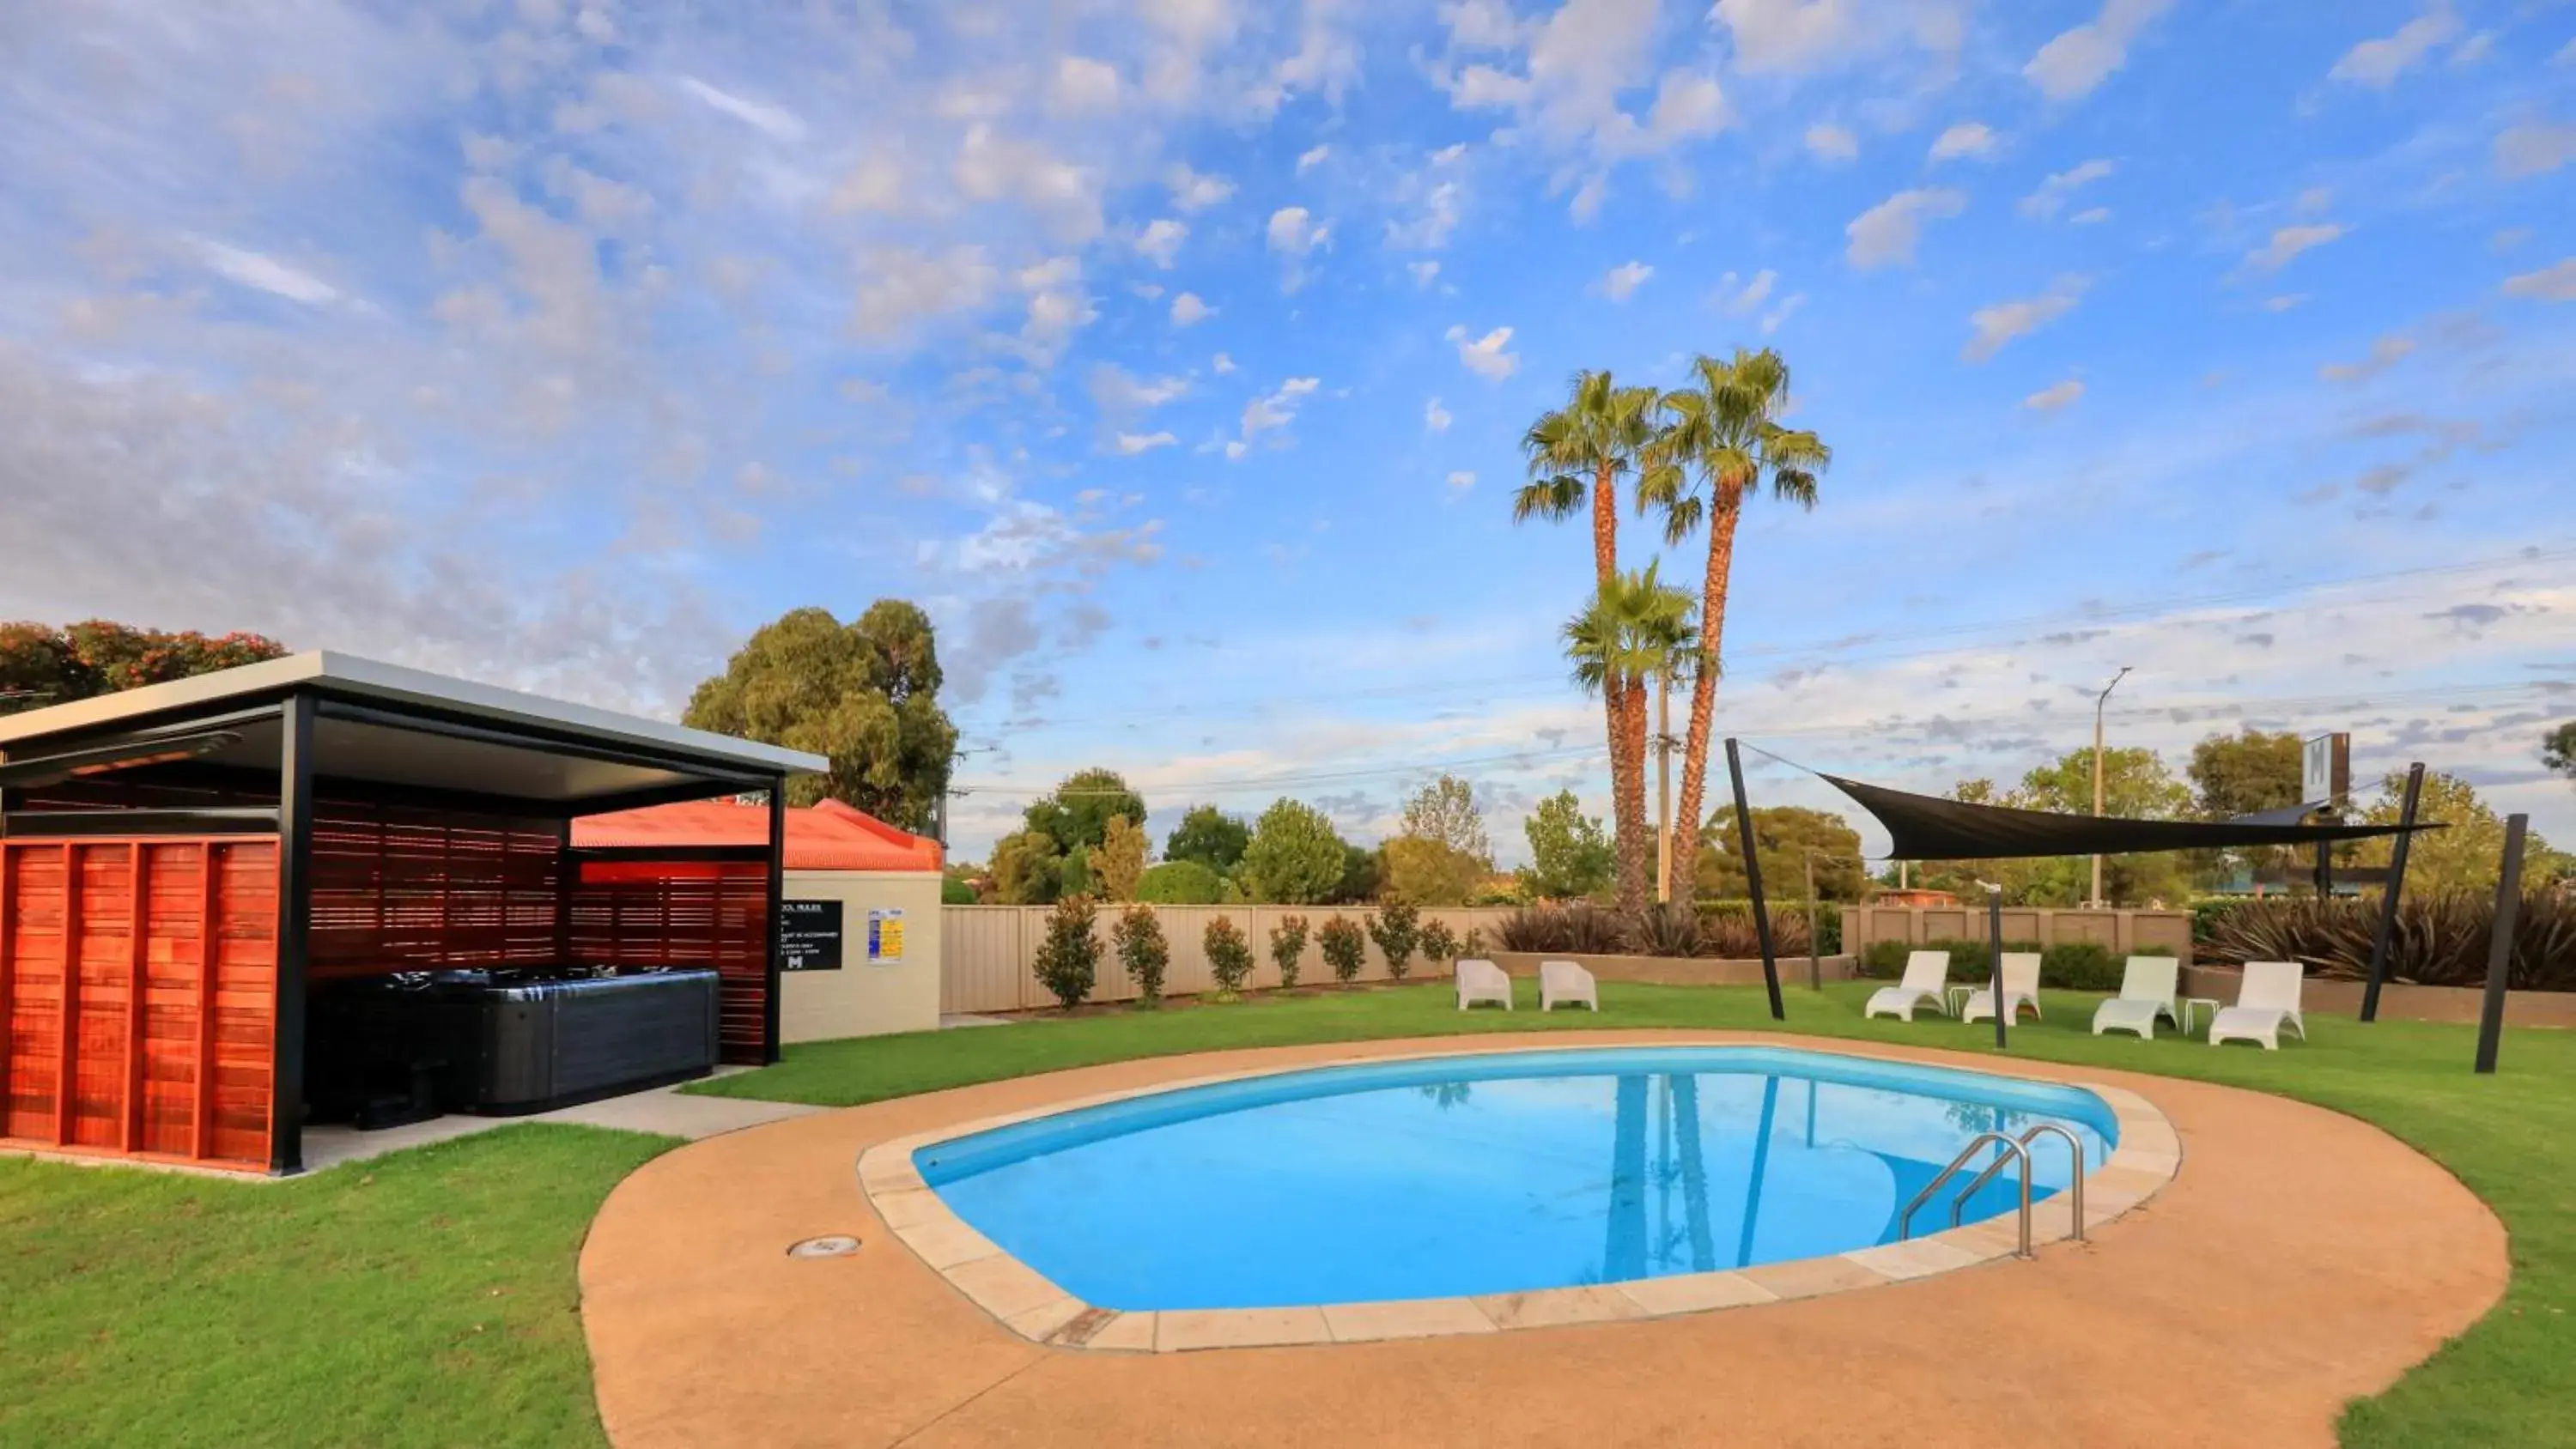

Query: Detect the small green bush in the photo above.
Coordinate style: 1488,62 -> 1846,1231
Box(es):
1366,900 -> 1421,981
1032,895 -> 1102,1009
1858,937 -> 2177,989
1111,903 -> 1169,1007
1138,859 -> 1225,904
1268,913 -> 1309,989
2192,897 -> 2249,943
1419,919 -> 1459,972
941,877 -> 979,905
1318,914 -> 1366,985
1203,916 -> 1255,999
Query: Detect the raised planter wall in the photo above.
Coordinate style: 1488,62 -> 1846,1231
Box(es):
1842,904 -> 2193,964
2181,965 -> 2576,1029
1485,950 -> 1858,987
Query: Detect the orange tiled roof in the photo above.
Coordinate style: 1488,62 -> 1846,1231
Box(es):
573,797 -> 941,871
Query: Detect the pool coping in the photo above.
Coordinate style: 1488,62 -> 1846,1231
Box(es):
854,1039 -> 2183,1354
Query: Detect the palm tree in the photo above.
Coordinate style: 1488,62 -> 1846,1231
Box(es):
1641,348 -> 1831,899
1564,564 -> 1699,918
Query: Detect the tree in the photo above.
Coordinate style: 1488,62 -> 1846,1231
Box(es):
1915,749 -> 2193,906
1204,916 -> 1255,1000
1334,841 -> 1384,903
1163,803 -> 1250,872
989,830 -> 1063,905
2546,723 -> 2576,785
1030,895 -> 1101,1009
2,620 -> 289,716
1382,835 -> 1484,906
1024,767 -> 1145,854
1317,915 -> 1366,985
1564,563 -> 1698,919
2351,770 -> 2568,894
2187,729 -> 2307,817
1399,774 -> 1491,860
1268,913 -> 1310,989
1111,904 -> 1170,1007
1696,805 -> 1867,902
1366,900 -> 1422,981
683,603 -> 957,832
1643,348 -> 1831,899
1096,815 -> 1147,901
1419,919 -> 1460,973
1237,798 -> 1347,904
1137,859 -> 1225,904
1523,790 -> 1614,900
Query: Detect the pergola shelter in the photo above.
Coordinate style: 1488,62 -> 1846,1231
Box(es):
0,653 -> 824,1174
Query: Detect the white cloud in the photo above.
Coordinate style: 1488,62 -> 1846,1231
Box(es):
191,239 -> 341,306
2495,121 -> 2576,179
2023,378 -> 2085,411
1242,376 -> 1321,440
1759,294 -> 1805,334
1929,121 -> 1996,161
956,124 -> 1103,242
1224,440 -> 1249,460
675,76 -> 805,141
2243,222 -> 2347,273
1409,260 -> 1443,288
1845,188 -> 1965,269
1385,180 -> 1462,251
1445,324 -> 1519,381
1963,276 -> 2089,361
1169,291 -> 1214,326
2500,259 -> 2576,302
1599,260 -> 1653,300
1267,206 -> 1328,254
1446,470 -> 1477,494
1114,430 -> 1178,455
2319,333 -> 2415,382
2019,158 -> 2114,220
1443,0 -> 1534,49
1431,142 -> 1468,165
1425,397 -> 1453,432
2557,38 -> 2576,66
2024,0 -> 2173,102
1088,363 -> 1189,413
2263,293 -> 2311,312
1050,55 -> 1123,112
1167,162 -> 1236,211
2329,5 -> 2463,86
1714,0 -> 1857,74
850,245 -> 999,338
2069,206 -> 2111,226
1212,351 -> 1238,373
1135,218 -> 1188,268
1803,122 -> 1859,163
1714,268 -> 1777,313
1297,143 -> 1332,173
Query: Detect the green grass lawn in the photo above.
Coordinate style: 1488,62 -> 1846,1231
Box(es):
4,981 -> 2571,1447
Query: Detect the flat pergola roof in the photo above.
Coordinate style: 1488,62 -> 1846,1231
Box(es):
0,652 -> 824,814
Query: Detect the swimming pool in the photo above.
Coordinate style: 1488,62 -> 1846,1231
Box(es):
914,1046 -> 2117,1312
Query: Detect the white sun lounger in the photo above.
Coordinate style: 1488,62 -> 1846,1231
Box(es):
1455,958 -> 1513,1011
1960,952 -> 2044,1024
1864,950 -> 1953,1022
1540,959 -> 1598,1012
2208,960 -> 2307,1050
2091,955 -> 2184,1039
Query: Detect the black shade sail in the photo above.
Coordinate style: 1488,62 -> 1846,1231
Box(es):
1819,773 -> 2442,862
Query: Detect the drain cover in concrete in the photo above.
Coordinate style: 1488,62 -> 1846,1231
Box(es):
788,1235 -> 861,1258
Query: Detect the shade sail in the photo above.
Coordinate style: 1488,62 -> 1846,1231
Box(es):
1819,773 -> 2440,862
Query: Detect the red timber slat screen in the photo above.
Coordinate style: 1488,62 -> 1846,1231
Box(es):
0,838 -> 279,1172
567,859 -> 769,1064
308,803 -> 563,979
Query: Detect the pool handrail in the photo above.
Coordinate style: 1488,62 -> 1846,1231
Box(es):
1899,1131 -> 2033,1258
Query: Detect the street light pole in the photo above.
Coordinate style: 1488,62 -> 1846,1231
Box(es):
2090,665 -> 2132,909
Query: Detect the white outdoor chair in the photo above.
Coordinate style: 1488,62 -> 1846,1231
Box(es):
1455,958 -> 1513,1011
1864,950 -> 1953,1022
2209,960 -> 2307,1050
1960,952 -> 2043,1024
1540,959 -> 1598,1012
2091,955 -> 2183,1039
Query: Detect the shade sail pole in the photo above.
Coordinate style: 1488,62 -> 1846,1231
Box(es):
1983,882 -> 2006,1050
1726,738 -> 1785,1022
2474,815 -> 2528,1076
2360,762 -> 2423,1023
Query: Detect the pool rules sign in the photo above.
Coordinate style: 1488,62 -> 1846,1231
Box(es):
780,900 -> 843,972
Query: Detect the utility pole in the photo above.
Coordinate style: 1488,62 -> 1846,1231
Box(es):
1655,671 -> 1674,902
2090,665 -> 2132,909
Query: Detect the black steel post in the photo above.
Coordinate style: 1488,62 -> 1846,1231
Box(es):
2360,762 -> 2425,1023
1986,885 -> 2007,1050
2473,815 -> 2528,1075
270,691 -> 315,1176
764,778 -> 787,1065
1726,738 -> 1785,1021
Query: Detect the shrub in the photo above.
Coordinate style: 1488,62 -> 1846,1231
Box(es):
1857,937 -> 2037,979
1496,905 -> 1569,952
940,877 -> 979,905
1700,910 -> 1814,960
1318,915 -> 1366,984
1462,926 -> 1487,959
1111,904 -> 1169,1007
1138,859 -> 1225,904
1419,919 -> 1460,973
1268,913 -> 1309,990
2207,892 -> 2576,991
2038,942 -> 2120,991
1203,916 -> 1255,1000
1031,895 -> 1102,1009
1634,903 -> 1702,958
1366,900 -> 1421,980
2191,897 -> 2246,943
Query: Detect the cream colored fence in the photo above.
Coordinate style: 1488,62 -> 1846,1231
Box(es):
939,905 -> 1523,1014
1839,905 -> 2194,963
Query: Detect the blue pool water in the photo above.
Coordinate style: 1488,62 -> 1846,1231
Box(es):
917,1047 -> 2115,1311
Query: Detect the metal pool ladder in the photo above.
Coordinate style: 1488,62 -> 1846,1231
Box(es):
1896,1126 -> 2087,1260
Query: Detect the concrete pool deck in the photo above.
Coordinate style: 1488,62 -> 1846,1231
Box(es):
580,1030 -> 2508,1448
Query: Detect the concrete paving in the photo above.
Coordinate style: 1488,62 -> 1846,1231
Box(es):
301,1069 -> 822,1173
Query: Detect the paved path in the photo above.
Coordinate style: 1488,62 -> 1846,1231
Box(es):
301,1071 -> 821,1173
580,1031 -> 2506,1449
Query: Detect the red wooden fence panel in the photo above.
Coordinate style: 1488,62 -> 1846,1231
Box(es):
0,838 -> 276,1172
309,805 -> 562,978
567,859 -> 769,1064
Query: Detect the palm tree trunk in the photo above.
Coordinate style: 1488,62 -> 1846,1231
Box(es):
1590,461 -> 1618,586
1670,491 -> 1745,899
1614,668 -> 1652,919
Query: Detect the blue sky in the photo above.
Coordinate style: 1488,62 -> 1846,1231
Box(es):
3,0 -> 2572,858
